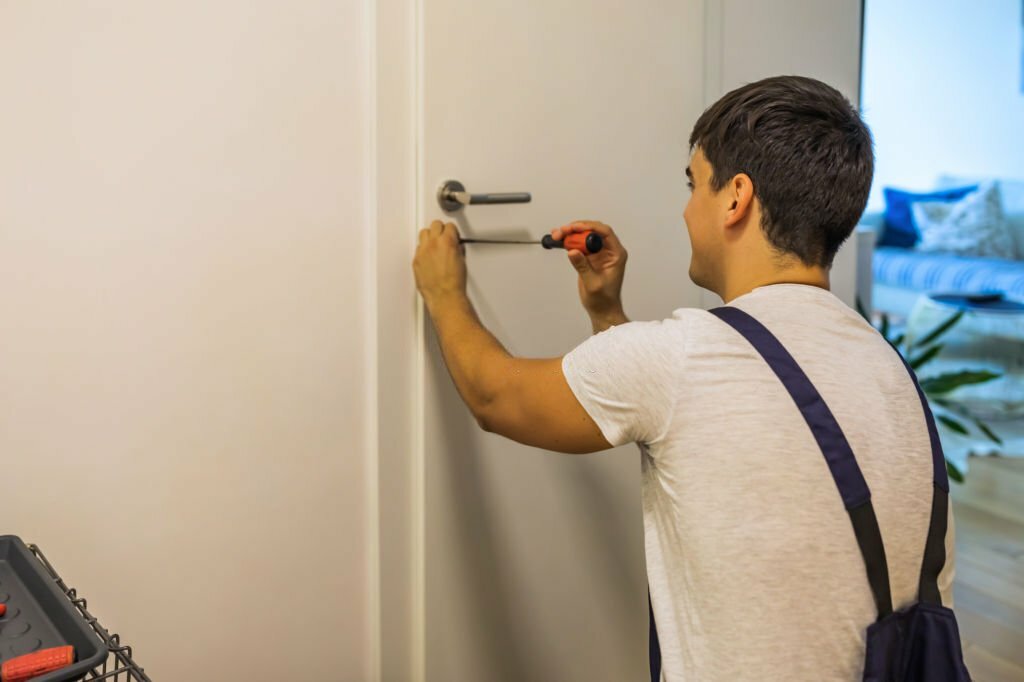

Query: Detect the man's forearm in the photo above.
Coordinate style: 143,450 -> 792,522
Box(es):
589,306 -> 630,334
423,291 -> 511,415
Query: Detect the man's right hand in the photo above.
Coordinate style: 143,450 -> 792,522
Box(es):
552,220 -> 629,329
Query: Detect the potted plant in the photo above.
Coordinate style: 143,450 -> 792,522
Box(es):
856,299 -> 1003,482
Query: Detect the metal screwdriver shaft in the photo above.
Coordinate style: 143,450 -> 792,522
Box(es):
459,239 -> 540,245
458,231 -> 603,254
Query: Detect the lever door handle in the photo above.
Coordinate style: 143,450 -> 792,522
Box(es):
437,179 -> 531,212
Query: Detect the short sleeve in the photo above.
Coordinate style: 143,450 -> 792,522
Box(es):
561,319 -> 680,448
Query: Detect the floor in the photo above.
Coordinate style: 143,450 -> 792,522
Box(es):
951,456 -> 1024,681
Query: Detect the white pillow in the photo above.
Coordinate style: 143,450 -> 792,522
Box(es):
912,181 -> 1017,259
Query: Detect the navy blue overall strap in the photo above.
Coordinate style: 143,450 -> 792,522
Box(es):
708,306 -> 894,618
649,589 -> 661,682
893,349 -> 951,494
710,304 -> 951,608
890,350 -> 950,605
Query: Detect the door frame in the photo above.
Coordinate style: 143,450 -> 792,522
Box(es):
369,0 -> 425,679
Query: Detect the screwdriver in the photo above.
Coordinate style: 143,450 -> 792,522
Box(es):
459,229 -> 604,255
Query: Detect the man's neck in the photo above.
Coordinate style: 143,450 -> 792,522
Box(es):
720,267 -> 830,304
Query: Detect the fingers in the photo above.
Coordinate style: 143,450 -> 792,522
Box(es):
566,248 -> 592,276
422,221 -> 459,241
567,220 -> 612,237
551,220 -> 622,249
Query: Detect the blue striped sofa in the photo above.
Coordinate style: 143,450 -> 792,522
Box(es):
859,176 -> 1024,319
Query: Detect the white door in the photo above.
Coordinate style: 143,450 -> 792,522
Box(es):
399,1 -> 866,680
418,2 -> 705,680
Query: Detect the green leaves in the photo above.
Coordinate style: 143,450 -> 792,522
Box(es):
972,418 -> 1004,445
946,460 -> 965,484
932,397 -> 1004,446
909,310 -> 965,350
855,295 -> 870,322
936,415 -> 968,435
864,301 -> 1004,483
920,370 -> 1001,395
909,344 -> 943,370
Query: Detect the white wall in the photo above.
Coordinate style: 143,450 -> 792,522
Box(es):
0,2 -> 373,680
0,2 -> 877,680
862,0 -> 1024,210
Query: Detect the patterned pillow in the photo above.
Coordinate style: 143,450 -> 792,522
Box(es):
911,181 -> 1017,259
881,185 -> 978,248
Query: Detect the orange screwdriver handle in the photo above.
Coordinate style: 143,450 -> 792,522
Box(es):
541,229 -> 604,254
2,645 -> 75,682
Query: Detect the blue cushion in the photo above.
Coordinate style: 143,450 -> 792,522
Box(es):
879,185 -> 978,248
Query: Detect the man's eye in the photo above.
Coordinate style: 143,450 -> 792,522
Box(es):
686,182 -> 694,190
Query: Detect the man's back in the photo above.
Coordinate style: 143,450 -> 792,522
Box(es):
562,282 -> 955,680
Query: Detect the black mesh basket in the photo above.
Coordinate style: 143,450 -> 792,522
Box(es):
26,544 -> 151,681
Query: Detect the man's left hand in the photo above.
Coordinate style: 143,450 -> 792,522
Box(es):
413,220 -> 467,307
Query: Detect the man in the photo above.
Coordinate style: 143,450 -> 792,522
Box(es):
412,75 -> 955,680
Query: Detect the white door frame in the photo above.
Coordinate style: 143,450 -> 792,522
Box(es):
368,0 -> 425,679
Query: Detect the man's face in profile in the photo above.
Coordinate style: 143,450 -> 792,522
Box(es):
683,147 -> 723,293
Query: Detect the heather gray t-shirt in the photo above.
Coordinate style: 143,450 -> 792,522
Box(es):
561,283 -> 956,681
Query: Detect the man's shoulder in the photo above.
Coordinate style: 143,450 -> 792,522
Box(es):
664,305 -> 746,338
607,308 -> 723,342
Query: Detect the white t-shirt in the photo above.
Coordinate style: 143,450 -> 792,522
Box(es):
560,283 -> 956,681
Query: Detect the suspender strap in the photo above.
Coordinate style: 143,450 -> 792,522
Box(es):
710,307 -> 871,507
709,306 -> 893,618
649,590 -> 661,682
890,351 -> 951,605
918,485 -> 949,605
893,352 -> 951,494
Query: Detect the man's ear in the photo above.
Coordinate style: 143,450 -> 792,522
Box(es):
723,173 -> 755,230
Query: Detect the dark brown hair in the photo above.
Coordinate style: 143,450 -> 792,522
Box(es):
689,75 -> 874,268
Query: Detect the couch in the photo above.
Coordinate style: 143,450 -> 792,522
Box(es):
857,175 -> 1024,320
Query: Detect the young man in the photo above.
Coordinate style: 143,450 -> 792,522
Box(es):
412,75 -> 955,680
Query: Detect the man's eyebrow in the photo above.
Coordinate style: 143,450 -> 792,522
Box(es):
685,166 -> 693,180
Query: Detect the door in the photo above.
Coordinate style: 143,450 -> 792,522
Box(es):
419,2 -> 706,680
410,1 -> 866,680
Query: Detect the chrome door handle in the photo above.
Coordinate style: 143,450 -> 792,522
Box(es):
437,179 -> 531,212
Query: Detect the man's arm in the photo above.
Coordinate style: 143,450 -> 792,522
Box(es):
424,291 -> 617,454
589,306 -> 630,334
415,219 -> 633,453
423,290 -> 511,422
